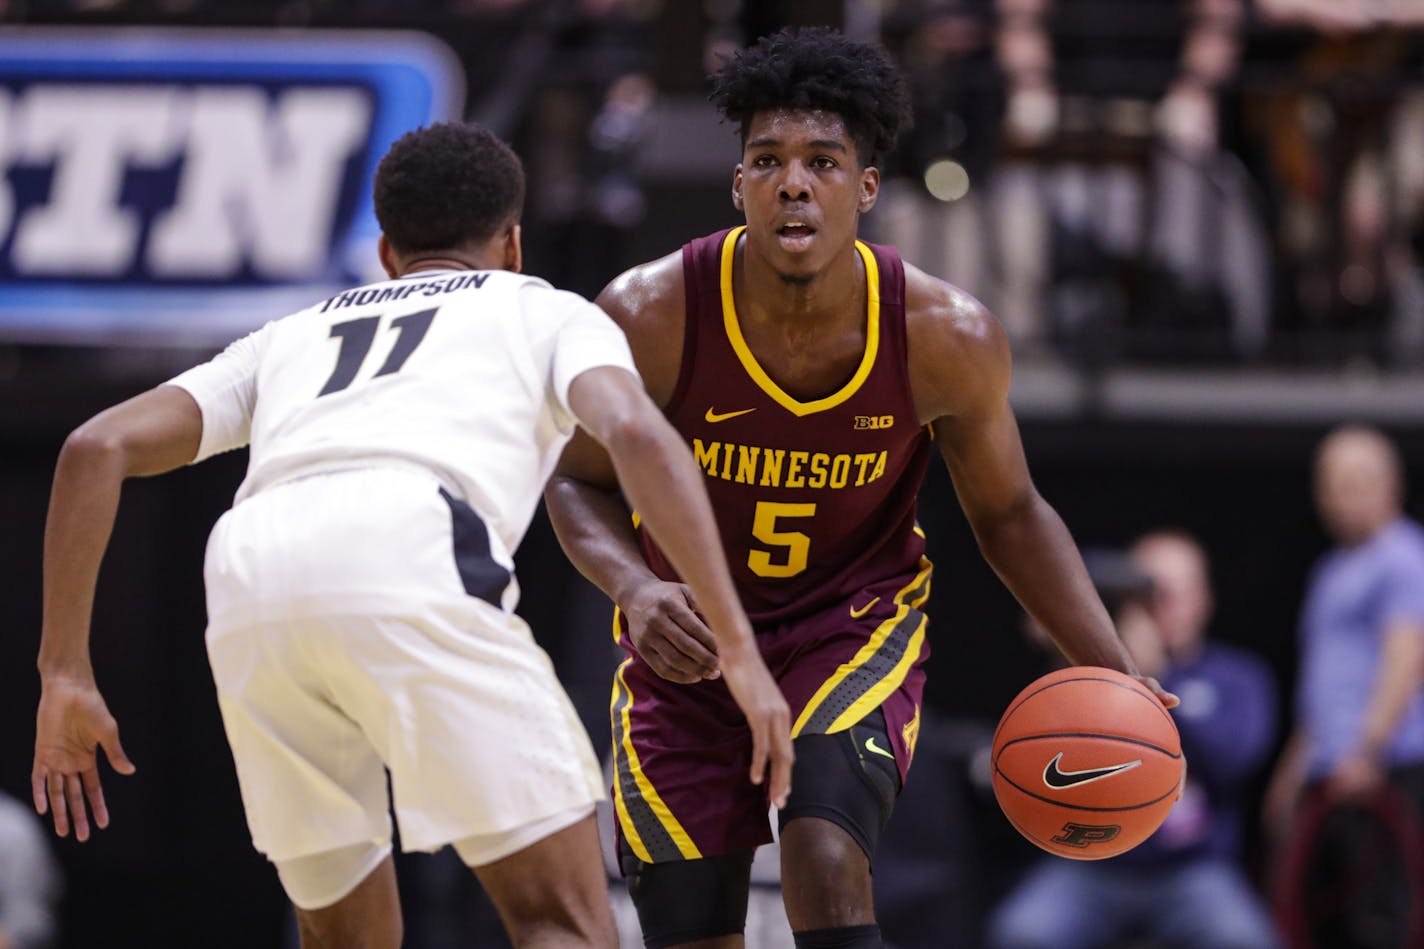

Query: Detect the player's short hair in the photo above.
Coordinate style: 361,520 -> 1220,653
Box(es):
709,26 -> 912,167
374,122 -> 525,255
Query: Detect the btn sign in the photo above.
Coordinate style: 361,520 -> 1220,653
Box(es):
0,28 -> 464,340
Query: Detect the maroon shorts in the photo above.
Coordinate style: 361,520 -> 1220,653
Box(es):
609,557 -> 932,862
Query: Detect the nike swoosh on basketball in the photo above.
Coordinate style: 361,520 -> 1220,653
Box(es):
864,736 -> 896,761
1042,752 -> 1142,789
705,407 -> 757,423
849,596 -> 880,619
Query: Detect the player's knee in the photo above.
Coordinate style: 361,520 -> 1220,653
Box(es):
782,817 -> 869,889
501,911 -> 616,949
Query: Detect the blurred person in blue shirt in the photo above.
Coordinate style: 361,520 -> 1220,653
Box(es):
988,530 -> 1280,949
0,791 -> 61,949
1265,425 -> 1424,947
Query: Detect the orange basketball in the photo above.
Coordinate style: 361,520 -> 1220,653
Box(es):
991,666 -> 1184,860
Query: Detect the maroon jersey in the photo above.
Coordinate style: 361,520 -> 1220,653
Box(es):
638,225 -> 931,625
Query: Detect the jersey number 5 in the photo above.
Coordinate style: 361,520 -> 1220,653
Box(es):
748,501 -> 816,578
319,308 -> 439,397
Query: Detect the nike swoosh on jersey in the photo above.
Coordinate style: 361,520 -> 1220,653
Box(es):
1041,752 -> 1142,789
864,736 -> 897,761
849,596 -> 881,619
705,407 -> 757,423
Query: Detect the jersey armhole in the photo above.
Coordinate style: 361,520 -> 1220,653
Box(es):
663,243 -> 702,417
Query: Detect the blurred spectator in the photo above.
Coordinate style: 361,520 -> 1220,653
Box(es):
974,0 -> 1275,361
0,791 -> 61,949
514,0 -> 656,299
1265,425 -> 1424,946
1243,6 -> 1424,366
872,0 -> 1002,302
988,530 -> 1281,949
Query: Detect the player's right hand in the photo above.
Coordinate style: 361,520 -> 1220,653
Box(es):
719,647 -> 794,809
623,580 -> 721,684
33,675 -> 135,842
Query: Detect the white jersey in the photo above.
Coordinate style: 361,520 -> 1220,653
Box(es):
167,268 -> 636,566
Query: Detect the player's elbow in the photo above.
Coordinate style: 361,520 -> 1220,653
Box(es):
602,409 -> 669,465
61,421 -> 127,470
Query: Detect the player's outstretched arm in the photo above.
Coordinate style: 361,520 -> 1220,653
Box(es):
34,385 -> 202,840
907,274 -> 1177,708
566,365 -> 793,806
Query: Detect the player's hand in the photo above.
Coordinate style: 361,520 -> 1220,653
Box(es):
1134,675 -> 1180,710
719,646 -> 793,809
623,580 -> 721,684
33,675 -> 135,841
1327,751 -> 1386,803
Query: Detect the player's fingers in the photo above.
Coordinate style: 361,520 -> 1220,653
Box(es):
655,621 -> 720,677
100,723 -> 136,776
770,728 -> 794,811
664,599 -> 718,655
48,773 -> 69,838
642,641 -> 701,685
748,719 -> 769,789
81,768 -> 110,830
33,766 -> 48,816
1140,677 -> 1179,709
66,774 -> 90,842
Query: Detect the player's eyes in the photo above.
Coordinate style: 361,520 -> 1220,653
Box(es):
813,157 -> 837,169
752,155 -> 777,168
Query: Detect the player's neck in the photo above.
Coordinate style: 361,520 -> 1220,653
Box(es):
398,252 -> 488,276
738,239 -> 864,328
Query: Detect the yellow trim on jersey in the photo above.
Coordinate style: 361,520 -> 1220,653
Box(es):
718,226 -> 881,417
830,612 -> 929,732
610,661 -> 703,860
791,556 -> 933,737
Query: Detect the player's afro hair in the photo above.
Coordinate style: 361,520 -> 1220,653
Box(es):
374,122 -> 525,255
709,27 -> 912,167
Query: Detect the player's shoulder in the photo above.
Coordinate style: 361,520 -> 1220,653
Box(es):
595,248 -> 685,338
901,260 -> 1010,421
903,261 -> 1006,359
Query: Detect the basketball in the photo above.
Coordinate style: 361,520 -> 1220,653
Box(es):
991,666 -> 1184,860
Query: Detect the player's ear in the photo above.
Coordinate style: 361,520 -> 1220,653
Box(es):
858,165 -> 880,214
732,164 -> 745,212
504,223 -> 523,274
377,234 -> 400,279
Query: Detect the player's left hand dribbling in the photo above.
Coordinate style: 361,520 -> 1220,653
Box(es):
1134,675 -> 1180,710
33,675 -> 136,841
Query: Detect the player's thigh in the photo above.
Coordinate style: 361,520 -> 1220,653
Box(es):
461,811 -> 615,947
206,620 -> 392,865
289,849 -> 402,949
619,840 -> 756,949
316,608 -> 605,854
779,707 -> 902,863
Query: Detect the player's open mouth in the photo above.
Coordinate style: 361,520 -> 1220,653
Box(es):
777,222 -> 816,250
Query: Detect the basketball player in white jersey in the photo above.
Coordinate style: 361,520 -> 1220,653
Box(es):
31,123 -> 793,949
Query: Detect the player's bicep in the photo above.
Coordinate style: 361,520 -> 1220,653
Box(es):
934,398 -> 1037,524
558,364 -> 654,489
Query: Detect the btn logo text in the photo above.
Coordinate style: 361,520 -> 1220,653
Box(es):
0,83 -> 371,280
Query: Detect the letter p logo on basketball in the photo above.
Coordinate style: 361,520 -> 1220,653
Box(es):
1049,822 -> 1122,849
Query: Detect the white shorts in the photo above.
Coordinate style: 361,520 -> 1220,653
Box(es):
202,467 -> 605,865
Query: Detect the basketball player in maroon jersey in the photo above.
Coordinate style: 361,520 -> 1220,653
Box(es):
546,27 -> 1176,949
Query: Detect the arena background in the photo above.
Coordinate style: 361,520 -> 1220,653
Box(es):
0,1 -> 1420,946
